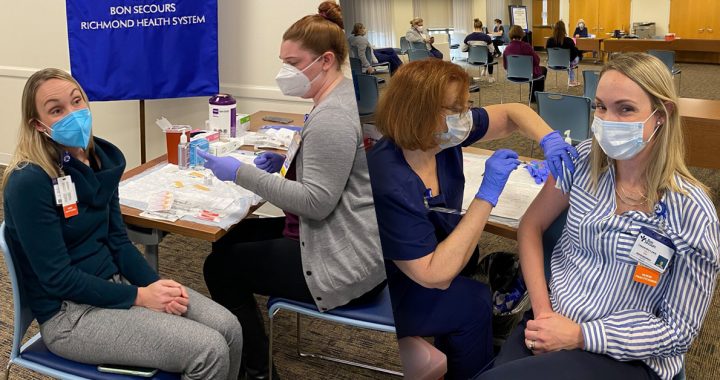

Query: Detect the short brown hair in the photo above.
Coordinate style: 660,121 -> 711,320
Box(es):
283,1 -> 347,67
375,60 -> 470,151
509,25 -> 525,40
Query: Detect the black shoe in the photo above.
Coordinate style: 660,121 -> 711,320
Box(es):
242,364 -> 280,380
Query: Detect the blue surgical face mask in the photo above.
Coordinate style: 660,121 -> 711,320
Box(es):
437,110 -> 473,149
591,109 -> 659,160
39,108 -> 93,149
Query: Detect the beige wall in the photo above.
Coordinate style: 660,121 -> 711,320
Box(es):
392,0 -> 414,47
559,0 -> 670,35
630,0 -> 670,35
0,0 -> 321,167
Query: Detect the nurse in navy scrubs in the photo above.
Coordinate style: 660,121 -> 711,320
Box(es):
366,59 -> 578,379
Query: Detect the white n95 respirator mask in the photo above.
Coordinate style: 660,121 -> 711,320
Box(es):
275,56 -> 323,97
437,110 -> 473,149
591,109 -> 659,160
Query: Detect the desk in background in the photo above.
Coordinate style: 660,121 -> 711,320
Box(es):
602,38 -> 720,64
121,110 -> 304,270
679,98 -> 720,169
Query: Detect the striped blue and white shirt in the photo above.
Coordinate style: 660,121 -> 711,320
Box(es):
550,140 -> 720,380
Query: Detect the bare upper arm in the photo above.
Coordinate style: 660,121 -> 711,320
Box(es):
521,175 -> 570,235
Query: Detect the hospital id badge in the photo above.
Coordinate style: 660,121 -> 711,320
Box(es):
629,227 -> 675,273
56,175 -> 79,218
280,132 -> 302,177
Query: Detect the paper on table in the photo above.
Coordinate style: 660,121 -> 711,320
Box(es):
462,153 -> 543,226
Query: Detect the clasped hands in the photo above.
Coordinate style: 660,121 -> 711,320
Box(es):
136,279 -> 189,316
523,311 -> 584,354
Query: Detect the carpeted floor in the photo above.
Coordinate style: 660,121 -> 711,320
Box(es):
1,54 -> 719,379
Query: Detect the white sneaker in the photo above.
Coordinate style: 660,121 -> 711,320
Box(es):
488,77 -> 496,83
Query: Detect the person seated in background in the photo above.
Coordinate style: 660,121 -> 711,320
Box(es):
573,18 -> 589,38
348,22 -> 403,74
406,17 -> 443,59
367,58 -> 578,379
2,68 -> 243,379
503,25 -> 547,103
545,20 -> 581,87
476,52 -> 719,380
491,19 -> 507,57
463,18 -> 495,82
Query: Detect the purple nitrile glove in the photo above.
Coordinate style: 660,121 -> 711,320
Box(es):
197,150 -> 242,182
539,131 -> 579,183
253,152 -> 286,173
525,160 -> 549,184
476,149 -> 521,207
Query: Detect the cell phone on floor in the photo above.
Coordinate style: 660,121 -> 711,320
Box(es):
262,115 -> 294,124
98,364 -> 159,377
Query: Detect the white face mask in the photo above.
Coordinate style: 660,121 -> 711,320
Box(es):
437,111 -> 473,149
275,55 -> 323,97
591,109 -> 659,160
579,23 -> 585,28
416,26 -> 424,32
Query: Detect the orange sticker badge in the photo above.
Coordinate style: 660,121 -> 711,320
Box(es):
633,265 -> 660,287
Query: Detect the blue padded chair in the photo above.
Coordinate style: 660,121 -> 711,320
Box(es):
546,48 -> 575,91
647,50 -> 680,75
535,92 -> 592,145
349,57 -> 362,75
409,40 -> 428,51
582,70 -> 600,104
356,73 -> 379,119
350,45 -> 390,75
0,222 -> 180,380
540,211 -> 687,380
399,37 -> 410,55
467,45 -> 498,83
502,55 -> 545,106
408,49 -> 431,62
267,284 -> 400,379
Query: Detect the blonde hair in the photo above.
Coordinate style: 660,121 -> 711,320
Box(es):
375,60 -> 469,151
591,52 -> 708,205
410,17 -> 423,27
2,68 -> 93,188
283,1 -> 347,68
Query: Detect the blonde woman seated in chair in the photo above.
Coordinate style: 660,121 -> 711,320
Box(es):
476,53 -> 719,380
2,68 -> 243,379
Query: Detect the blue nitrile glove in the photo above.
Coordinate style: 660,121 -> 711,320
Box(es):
539,131 -> 579,183
476,149 -> 521,207
253,152 -> 285,173
525,160 -> 549,184
197,150 -> 242,182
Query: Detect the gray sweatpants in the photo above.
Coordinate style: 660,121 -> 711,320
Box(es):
40,285 -> 242,380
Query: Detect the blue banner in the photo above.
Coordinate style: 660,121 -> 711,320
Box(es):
66,0 -> 218,101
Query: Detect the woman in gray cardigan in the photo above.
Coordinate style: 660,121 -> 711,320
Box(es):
198,2 -> 385,379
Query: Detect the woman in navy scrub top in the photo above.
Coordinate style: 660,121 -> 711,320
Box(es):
367,59 -> 578,379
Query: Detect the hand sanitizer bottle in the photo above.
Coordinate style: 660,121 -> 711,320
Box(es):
178,130 -> 190,169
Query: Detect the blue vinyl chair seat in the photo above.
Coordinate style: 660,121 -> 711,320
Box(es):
267,284 -> 400,378
18,336 -> 177,380
267,285 -> 395,330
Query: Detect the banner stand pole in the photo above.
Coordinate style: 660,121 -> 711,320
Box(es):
139,99 -> 146,164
